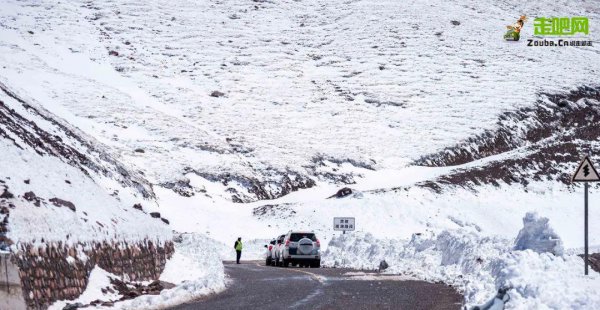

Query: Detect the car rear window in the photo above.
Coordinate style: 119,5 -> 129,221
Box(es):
290,233 -> 316,242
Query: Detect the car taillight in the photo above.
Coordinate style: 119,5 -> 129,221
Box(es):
268,245 -> 272,251
316,239 -> 320,247
285,240 -> 290,247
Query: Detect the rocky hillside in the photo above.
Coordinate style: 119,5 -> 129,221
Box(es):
1,0 -> 599,204
0,81 -> 171,248
414,86 -> 600,193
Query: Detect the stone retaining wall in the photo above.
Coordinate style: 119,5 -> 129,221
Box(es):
10,239 -> 174,309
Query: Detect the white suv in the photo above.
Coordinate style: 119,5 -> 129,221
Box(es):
272,234 -> 286,266
264,239 -> 276,266
277,231 -> 321,268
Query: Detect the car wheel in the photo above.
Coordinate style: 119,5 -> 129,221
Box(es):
266,258 -> 270,266
311,261 -> 321,268
283,259 -> 290,267
292,263 -> 297,267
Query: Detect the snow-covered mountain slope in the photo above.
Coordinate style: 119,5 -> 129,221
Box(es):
0,80 -> 170,246
0,0 -> 599,258
414,87 -> 600,192
2,0 -> 600,308
1,0 -> 599,202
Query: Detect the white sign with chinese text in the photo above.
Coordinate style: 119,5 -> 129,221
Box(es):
334,217 -> 355,231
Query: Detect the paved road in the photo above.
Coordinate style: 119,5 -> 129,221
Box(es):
170,261 -> 463,310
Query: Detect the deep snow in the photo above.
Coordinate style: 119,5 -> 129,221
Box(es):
1,0 -> 599,188
321,222 -> 600,309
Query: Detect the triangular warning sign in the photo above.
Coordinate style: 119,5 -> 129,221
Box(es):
572,156 -> 600,182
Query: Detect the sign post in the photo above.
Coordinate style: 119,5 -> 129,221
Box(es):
572,156 -> 600,275
334,217 -> 356,234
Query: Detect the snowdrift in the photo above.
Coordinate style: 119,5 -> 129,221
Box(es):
322,223 -> 600,309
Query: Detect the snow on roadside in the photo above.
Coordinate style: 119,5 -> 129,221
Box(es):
322,215 -> 600,309
49,267 -> 122,310
115,233 -> 225,310
48,233 -> 226,310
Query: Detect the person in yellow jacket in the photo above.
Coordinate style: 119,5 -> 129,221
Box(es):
234,237 -> 243,264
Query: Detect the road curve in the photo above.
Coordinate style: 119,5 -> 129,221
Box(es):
169,261 -> 463,310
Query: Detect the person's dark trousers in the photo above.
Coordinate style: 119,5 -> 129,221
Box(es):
236,250 -> 242,264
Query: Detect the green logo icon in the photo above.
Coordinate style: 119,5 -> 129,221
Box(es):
534,17 -> 589,36
504,15 -> 527,41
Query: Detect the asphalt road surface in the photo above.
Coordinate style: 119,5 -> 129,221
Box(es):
170,261 -> 463,310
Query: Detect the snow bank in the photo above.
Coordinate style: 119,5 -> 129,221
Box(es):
322,225 -> 600,309
117,233 -> 225,310
513,212 -> 563,256
49,267 -> 121,310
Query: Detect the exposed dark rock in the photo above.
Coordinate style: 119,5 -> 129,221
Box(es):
253,203 -> 297,219
160,218 -> 170,225
24,179 -> 30,184
413,86 -> 600,192
309,155 -> 376,185
451,20 -> 461,25
160,179 -> 195,197
312,155 -> 376,170
0,188 -> 14,199
149,212 -> 161,218
23,191 -> 41,207
0,204 -> 9,240
378,260 -> 389,272
62,302 -> 83,310
364,98 -> 405,107
580,253 -> 600,273
210,90 -> 225,98
110,278 -> 166,300
134,148 -> 145,153
133,203 -> 143,211
328,187 -> 353,199
193,170 -> 316,203
49,198 -> 76,211
108,50 -> 119,56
